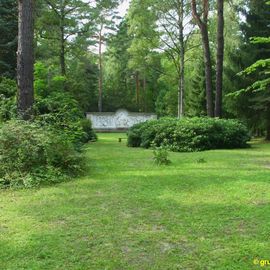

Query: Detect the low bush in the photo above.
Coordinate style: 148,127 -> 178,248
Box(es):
81,118 -> 97,143
153,146 -> 171,165
127,117 -> 250,152
0,120 -> 85,188
127,121 -> 149,147
127,118 -> 177,148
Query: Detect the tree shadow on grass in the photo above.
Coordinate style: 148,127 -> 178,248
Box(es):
2,192 -> 270,270
2,139 -> 270,269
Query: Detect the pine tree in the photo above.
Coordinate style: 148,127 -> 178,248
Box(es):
17,0 -> 34,119
230,0 -> 270,138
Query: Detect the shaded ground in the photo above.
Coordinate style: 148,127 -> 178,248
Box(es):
1,133 -> 270,269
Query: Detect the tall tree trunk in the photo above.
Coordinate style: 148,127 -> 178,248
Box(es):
98,27 -> 103,112
178,51 -> 185,118
59,4 -> 66,76
178,0 -> 185,118
135,71 -> 140,109
191,0 -> 214,117
201,24 -> 214,117
215,0 -> 224,117
17,0 -> 34,120
143,75 -> 147,112
60,25 -> 66,76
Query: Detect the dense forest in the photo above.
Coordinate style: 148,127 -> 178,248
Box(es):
1,0 -> 270,133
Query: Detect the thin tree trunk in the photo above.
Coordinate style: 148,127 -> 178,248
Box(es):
178,0 -> 185,118
135,71 -> 140,109
215,0 -> 224,117
59,4 -> 66,76
191,0 -> 214,117
143,75 -> 147,112
98,27 -> 103,112
60,26 -> 66,76
179,54 -> 185,118
17,0 -> 34,120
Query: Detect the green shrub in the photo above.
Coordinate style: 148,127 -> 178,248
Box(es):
128,117 -> 250,152
153,146 -> 171,165
81,118 -> 97,143
0,120 -> 85,188
196,158 -> 207,164
127,121 -> 148,147
127,118 -> 177,148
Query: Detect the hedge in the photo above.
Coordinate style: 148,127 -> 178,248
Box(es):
127,117 -> 250,152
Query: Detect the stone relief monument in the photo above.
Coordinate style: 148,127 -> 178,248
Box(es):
87,109 -> 157,131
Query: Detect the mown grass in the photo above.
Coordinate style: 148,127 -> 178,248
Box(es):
1,133 -> 270,270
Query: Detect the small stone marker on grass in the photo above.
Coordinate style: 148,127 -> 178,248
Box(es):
118,137 -> 127,143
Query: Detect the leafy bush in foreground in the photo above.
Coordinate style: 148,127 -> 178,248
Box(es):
0,68 -> 97,189
128,117 -> 250,152
0,120 -> 85,188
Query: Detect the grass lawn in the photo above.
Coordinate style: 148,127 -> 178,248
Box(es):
1,133 -> 270,270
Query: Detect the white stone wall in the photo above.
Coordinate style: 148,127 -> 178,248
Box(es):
87,109 -> 157,130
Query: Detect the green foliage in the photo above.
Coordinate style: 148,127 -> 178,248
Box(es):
0,77 -> 17,121
0,76 -> 16,97
81,118 -> 97,143
127,122 -> 144,147
153,145 -> 171,165
0,120 -> 85,188
128,117 -> 250,152
68,56 -> 98,112
34,62 -> 68,97
34,92 -> 96,146
155,58 -> 178,117
185,50 -> 207,117
128,118 -> 178,148
0,63 -> 96,189
227,0 -> 270,134
229,16 -> 270,137
103,18 -> 161,113
33,63 -> 97,145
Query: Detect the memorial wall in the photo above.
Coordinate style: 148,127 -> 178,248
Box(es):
87,109 -> 157,131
